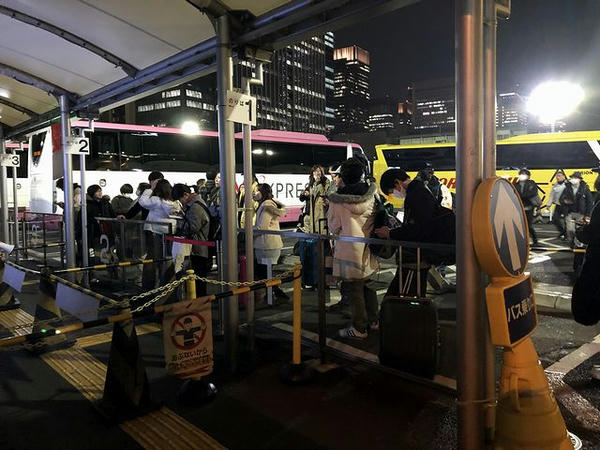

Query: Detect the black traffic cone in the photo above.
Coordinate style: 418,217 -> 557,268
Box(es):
27,275 -> 74,353
0,282 -> 20,312
93,319 -> 160,422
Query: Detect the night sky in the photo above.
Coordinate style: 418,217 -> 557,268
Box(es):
335,0 -> 600,129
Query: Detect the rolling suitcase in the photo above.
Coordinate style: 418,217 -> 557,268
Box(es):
299,239 -> 318,287
379,268 -> 439,378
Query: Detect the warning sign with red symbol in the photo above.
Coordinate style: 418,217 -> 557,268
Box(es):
163,300 -> 213,379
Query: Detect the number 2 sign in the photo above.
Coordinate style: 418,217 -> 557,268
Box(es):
66,137 -> 90,155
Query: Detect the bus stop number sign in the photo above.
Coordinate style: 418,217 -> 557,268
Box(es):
0,154 -> 20,167
66,137 -> 90,155
472,177 -> 537,347
225,90 -> 256,126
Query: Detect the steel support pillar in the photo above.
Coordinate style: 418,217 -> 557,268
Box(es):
11,147 -> 19,253
456,0 -> 485,449
482,0 -> 498,443
0,127 -> 9,243
215,14 -> 239,374
60,95 -> 76,268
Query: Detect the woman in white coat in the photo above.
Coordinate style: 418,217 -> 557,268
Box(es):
253,183 -> 288,300
138,178 -> 180,289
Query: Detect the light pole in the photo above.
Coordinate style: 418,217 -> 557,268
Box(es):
527,81 -> 584,132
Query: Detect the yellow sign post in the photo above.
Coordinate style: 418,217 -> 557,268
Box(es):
472,177 -> 573,450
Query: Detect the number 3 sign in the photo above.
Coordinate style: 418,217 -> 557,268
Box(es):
0,154 -> 20,167
66,137 -> 90,155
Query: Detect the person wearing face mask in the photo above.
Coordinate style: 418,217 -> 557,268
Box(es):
545,171 -> 568,239
374,168 -> 456,298
253,183 -> 289,301
516,169 -> 541,246
560,171 -> 594,247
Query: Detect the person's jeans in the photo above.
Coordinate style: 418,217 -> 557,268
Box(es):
566,212 -> 584,247
525,208 -> 538,244
551,205 -> 567,236
340,279 -> 378,333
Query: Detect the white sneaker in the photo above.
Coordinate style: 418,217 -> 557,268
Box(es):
338,326 -> 368,339
591,364 -> 600,381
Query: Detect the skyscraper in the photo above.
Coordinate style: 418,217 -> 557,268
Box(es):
130,34 -> 333,134
411,78 -> 455,133
333,45 -> 370,134
497,92 -> 528,130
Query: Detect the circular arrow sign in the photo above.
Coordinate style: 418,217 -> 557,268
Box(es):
473,177 -> 529,277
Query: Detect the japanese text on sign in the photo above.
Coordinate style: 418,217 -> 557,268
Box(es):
66,137 -> 90,155
225,90 -> 257,125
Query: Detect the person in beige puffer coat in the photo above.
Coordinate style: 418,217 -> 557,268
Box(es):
254,183 -> 289,300
327,158 -> 378,339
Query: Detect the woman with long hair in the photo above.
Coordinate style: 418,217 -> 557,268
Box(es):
138,178 -> 180,289
253,183 -> 288,300
299,165 -> 330,234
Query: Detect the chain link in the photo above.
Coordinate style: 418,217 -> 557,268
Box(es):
1,267 -> 299,337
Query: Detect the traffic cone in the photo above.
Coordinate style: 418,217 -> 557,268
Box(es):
94,319 -> 159,422
494,337 -> 573,449
0,282 -> 20,311
0,263 -> 20,311
27,274 -> 74,352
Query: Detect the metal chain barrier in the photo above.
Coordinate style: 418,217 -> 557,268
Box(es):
192,268 -> 296,288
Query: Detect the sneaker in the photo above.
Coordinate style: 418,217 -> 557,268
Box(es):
369,321 -> 379,331
559,234 -> 566,240
591,364 -> 600,381
338,326 -> 368,339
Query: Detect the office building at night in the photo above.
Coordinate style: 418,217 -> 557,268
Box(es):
497,91 -> 528,130
411,78 -> 455,133
333,45 -> 371,134
131,34 -> 333,134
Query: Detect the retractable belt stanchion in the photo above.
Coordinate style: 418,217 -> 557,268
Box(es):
280,262 -> 314,384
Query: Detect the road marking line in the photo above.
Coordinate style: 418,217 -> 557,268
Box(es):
272,322 -> 456,390
77,323 -> 161,348
544,333 -> 600,433
0,309 -> 224,449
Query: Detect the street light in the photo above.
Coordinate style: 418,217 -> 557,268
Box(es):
527,81 -> 584,132
181,120 -> 200,136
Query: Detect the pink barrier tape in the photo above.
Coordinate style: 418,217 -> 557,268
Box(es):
165,236 -> 216,247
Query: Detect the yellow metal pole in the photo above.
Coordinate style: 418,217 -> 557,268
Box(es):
186,269 -> 196,301
292,262 -> 302,365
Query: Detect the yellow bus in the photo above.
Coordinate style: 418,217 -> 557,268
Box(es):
374,131 -> 600,208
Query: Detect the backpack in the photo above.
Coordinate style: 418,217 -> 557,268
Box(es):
197,201 -> 221,242
369,195 -> 402,259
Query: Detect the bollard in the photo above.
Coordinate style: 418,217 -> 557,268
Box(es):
494,338 -> 572,449
280,262 -> 314,384
175,269 -> 217,405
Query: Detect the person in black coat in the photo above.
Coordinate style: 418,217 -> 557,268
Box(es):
516,168 -> 541,246
76,185 -> 116,261
560,171 -> 594,247
374,168 -> 455,297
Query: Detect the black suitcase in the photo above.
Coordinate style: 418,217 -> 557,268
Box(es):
379,296 -> 439,379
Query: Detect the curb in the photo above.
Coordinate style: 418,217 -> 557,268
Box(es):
534,286 -> 572,314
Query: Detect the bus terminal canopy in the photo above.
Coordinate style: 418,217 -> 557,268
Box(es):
0,0 -> 420,138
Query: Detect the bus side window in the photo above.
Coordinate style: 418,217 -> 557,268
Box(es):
498,142 -> 599,169
314,146 -> 347,170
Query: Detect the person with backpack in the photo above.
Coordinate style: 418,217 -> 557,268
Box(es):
374,168 -> 456,298
560,171 -> 594,247
327,158 -> 378,339
417,166 -> 453,210
172,184 -> 211,296
544,171 -> 568,240
110,183 -> 134,215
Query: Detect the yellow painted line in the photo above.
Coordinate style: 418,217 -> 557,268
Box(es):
0,310 -> 224,449
77,323 -> 161,348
